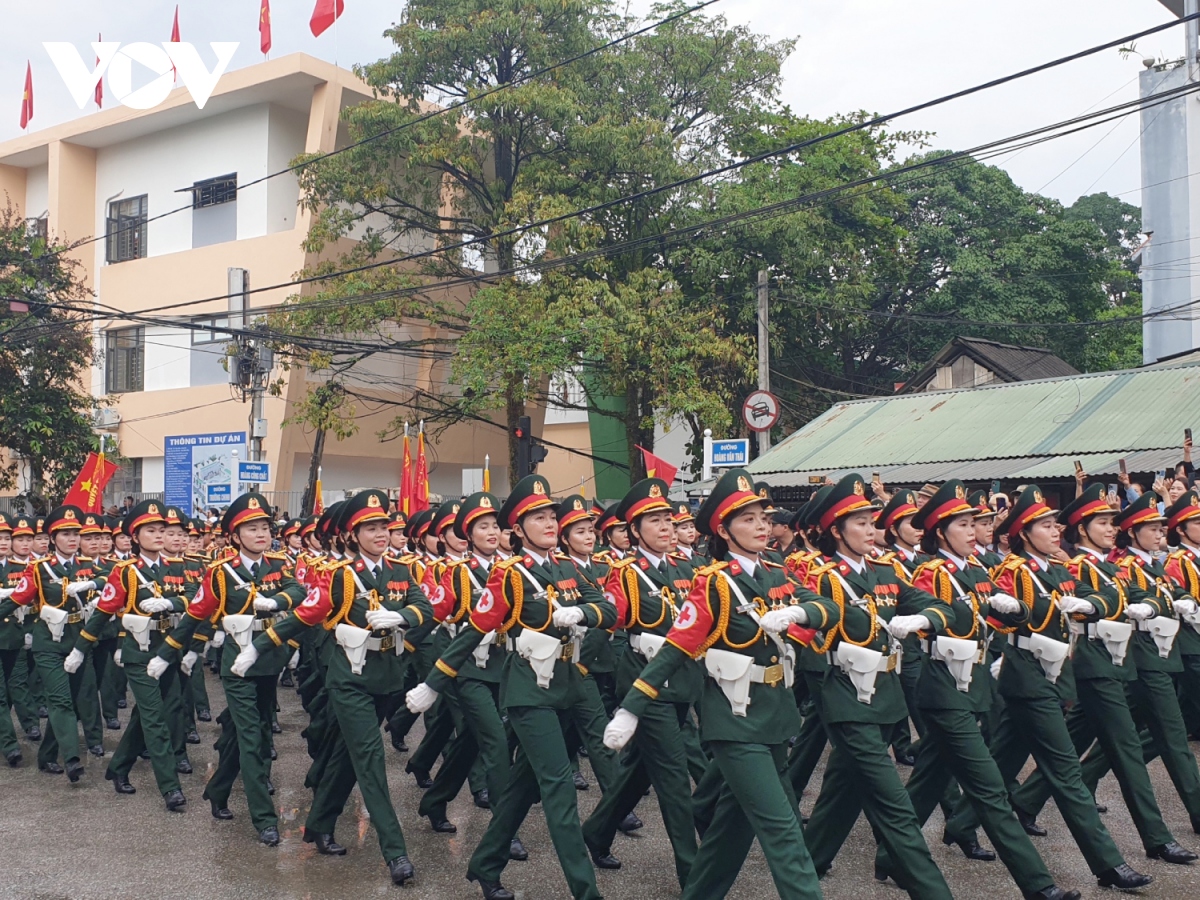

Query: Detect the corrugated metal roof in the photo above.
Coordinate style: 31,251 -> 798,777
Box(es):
748,360 -> 1200,483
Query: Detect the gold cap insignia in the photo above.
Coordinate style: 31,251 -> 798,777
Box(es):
955,484 -> 966,500
367,494 -> 381,508
853,480 -> 865,496
480,496 -> 492,508
533,480 -> 547,496
573,499 -> 583,511
737,476 -> 751,492
649,484 -> 663,498
248,497 -> 261,510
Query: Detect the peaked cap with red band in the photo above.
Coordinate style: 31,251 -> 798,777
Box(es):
1057,483 -> 1115,528
498,475 -> 555,529
916,480 -> 975,533
696,468 -> 763,538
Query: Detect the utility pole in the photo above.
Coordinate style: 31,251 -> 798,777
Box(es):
756,269 -> 771,454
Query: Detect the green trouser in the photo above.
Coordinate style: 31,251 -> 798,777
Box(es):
34,650 -> 83,767
684,741 -> 821,900
1011,677 -> 1173,853
562,675 -> 619,793
307,680 -> 408,861
469,705 -> 601,900
944,695 -> 1125,875
786,673 -> 828,798
96,638 -> 120,721
419,679 -> 514,821
203,675 -> 277,832
108,662 -> 182,795
0,657 -> 18,756
1130,670 -> 1200,822
582,701 -> 697,888
1,647 -> 39,731
876,708 -> 1054,894
805,721 -> 952,900
189,663 -> 211,714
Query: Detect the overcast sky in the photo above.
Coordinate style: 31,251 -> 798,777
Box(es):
0,0 -> 1186,210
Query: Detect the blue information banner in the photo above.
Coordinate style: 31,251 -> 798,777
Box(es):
164,431 -> 247,517
710,439 -> 750,467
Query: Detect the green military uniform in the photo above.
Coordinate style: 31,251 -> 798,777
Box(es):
580,480 -> 699,886
155,492 -> 306,843
254,489 -> 431,882
0,505 -> 97,780
942,485 -> 1147,890
76,501 -> 192,807
800,475 -> 953,900
612,468 -> 820,900
422,475 -> 618,900
875,481 -> 1076,899
1009,485 -> 1195,865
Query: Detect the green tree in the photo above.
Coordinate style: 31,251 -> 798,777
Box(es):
0,208 -> 98,511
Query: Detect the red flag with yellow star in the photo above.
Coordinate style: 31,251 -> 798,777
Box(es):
63,452 -> 119,513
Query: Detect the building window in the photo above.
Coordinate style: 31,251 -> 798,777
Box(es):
105,195 -> 148,263
105,327 -> 144,394
192,173 -> 237,208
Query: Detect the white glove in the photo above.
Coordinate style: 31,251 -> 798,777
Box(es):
406,683 -> 439,714
603,708 -> 639,751
989,592 -> 1021,614
990,656 -> 1004,680
24,633 -> 32,649
139,597 -> 173,614
0,587 -> 14,599
211,630 -> 225,649
887,614 -> 932,639
1174,598 -> 1197,616
253,597 -> 279,613
365,608 -> 406,630
759,606 -> 808,632
288,650 -> 300,670
552,606 -> 586,628
231,644 -> 259,677
66,580 -> 96,597
146,656 -> 169,680
180,651 -> 198,676
1125,602 -> 1156,621
1057,596 -> 1095,616
113,648 -> 122,667
63,648 -> 84,673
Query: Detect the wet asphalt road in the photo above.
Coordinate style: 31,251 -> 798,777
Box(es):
3,674 -> 1200,899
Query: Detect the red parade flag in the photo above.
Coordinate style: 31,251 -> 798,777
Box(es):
259,0 -> 273,56
400,431 -> 413,516
20,62 -> 33,130
170,6 -> 181,80
637,445 -> 678,486
63,452 -> 119,513
413,429 -> 430,512
310,0 -> 344,37
95,35 -> 103,108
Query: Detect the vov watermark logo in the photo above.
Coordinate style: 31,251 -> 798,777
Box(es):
44,41 -> 239,111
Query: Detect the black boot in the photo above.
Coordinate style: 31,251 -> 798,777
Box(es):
509,837 -> 528,861
164,789 -> 187,812
387,856 -> 415,885
1146,841 -> 1199,864
943,829 -> 996,861
1097,864 -> 1153,890
428,815 -> 457,833
106,770 -> 136,794
467,872 -> 513,900
303,831 -> 346,855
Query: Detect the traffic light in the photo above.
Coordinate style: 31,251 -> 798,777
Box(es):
513,415 -> 549,478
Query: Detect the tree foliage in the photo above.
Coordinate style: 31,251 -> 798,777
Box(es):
0,208 -> 98,510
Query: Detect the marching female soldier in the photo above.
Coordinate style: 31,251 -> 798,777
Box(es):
407,474 -> 618,900
603,468 -> 821,900
66,501 -> 190,810
242,489 -> 430,885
